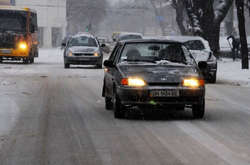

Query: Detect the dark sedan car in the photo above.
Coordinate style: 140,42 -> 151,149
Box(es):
102,39 -> 207,119
63,33 -> 104,68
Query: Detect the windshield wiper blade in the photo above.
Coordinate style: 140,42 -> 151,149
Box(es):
124,59 -> 157,63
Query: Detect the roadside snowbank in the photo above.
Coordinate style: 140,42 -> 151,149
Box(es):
217,58 -> 250,87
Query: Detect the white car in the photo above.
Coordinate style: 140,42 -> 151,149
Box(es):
167,36 -> 217,83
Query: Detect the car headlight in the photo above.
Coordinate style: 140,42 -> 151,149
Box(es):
94,52 -> 99,57
18,42 -> 28,50
183,78 -> 205,88
121,77 -> 146,87
68,51 -> 73,57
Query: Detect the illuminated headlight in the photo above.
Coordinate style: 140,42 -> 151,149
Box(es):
94,52 -> 99,57
68,51 -> 73,57
18,42 -> 28,50
121,77 -> 146,87
183,78 -> 204,88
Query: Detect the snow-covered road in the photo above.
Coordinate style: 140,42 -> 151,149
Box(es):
0,49 -> 250,165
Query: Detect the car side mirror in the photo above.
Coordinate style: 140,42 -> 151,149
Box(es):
198,61 -> 208,71
61,42 -> 66,47
101,43 -> 106,48
104,60 -> 114,67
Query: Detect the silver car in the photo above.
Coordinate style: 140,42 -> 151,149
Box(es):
62,33 -> 105,69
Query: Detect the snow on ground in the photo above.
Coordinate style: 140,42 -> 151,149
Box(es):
217,58 -> 250,87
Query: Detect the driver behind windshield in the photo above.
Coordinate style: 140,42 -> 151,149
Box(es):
119,43 -> 193,65
68,36 -> 97,47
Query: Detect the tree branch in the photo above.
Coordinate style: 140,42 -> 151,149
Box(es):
214,0 -> 234,24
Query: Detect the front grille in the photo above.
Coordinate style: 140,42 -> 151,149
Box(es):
74,53 -> 93,56
148,82 -> 180,86
0,33 -> 15,48
150,97 -> 200,103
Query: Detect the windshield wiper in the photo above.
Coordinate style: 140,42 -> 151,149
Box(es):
156,59 -> 187,65
124,59 -> 157,63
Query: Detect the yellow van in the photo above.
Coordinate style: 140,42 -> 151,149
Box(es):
0,6 -> 38,64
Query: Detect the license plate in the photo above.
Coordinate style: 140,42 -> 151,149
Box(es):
150,89 -> 179,97
0,49 -> 11,54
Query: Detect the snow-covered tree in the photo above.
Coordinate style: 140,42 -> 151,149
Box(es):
67,0 -> 107,35
184,0 -> 233,53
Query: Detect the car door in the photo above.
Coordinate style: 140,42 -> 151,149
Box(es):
63,38 -> 71,57
104,44 -> 122,98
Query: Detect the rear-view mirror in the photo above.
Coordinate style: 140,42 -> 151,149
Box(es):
104,60 -> 114,67
61,42 -> 66,47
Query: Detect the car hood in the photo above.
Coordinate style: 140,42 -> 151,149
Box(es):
117,63 -> 199,83
190,50 -> 210,62
69,46 -> 99,53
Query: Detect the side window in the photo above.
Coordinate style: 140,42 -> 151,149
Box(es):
30,13 -> 38,33
109,45 -> 120,61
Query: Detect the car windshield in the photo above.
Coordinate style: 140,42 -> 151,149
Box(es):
68,36 -> 97,47
118,35 -> 142,41
0,11 -> 27,32
184,40 -> 205,50
119,43 -> 195,65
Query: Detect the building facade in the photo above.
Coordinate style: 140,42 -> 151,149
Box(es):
15,0 -> 67,48
0,0 -> 15,5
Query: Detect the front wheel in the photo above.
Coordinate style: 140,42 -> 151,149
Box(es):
105,97 -> 113,110
209,74 -> 217,84
113,92 -> 125,119
23,58 -> 29,64
30,58 -> 34,64
64,63 -> 70,68
192,98 -> 205,119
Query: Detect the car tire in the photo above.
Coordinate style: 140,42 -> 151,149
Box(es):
113,91 -> 125,119
64,63 -> 70,68
192,98 -> 205,119
30,58 -> 34,64
209,74 -> 217,84
105,97 -> 113,110
23,58 -> 29,64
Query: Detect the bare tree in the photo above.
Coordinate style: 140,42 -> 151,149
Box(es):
171,0 -> 189,35
184,0 -> 233,54
236,0 -> 249,69
150,0 -> 189,35
67,0 -> 107,35
149,0 -> 168,35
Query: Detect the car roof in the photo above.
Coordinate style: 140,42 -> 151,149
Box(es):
118,32 -> 143,37
166,36 -> 207,43
72,33 -> 95,39
118,39 -> 182,44
164,36 -> 212,51
0,5 -> 36,13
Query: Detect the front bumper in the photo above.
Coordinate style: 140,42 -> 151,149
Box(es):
0,48 -> 29,59
117,86 -> 205,106
64,56 -> 102,65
